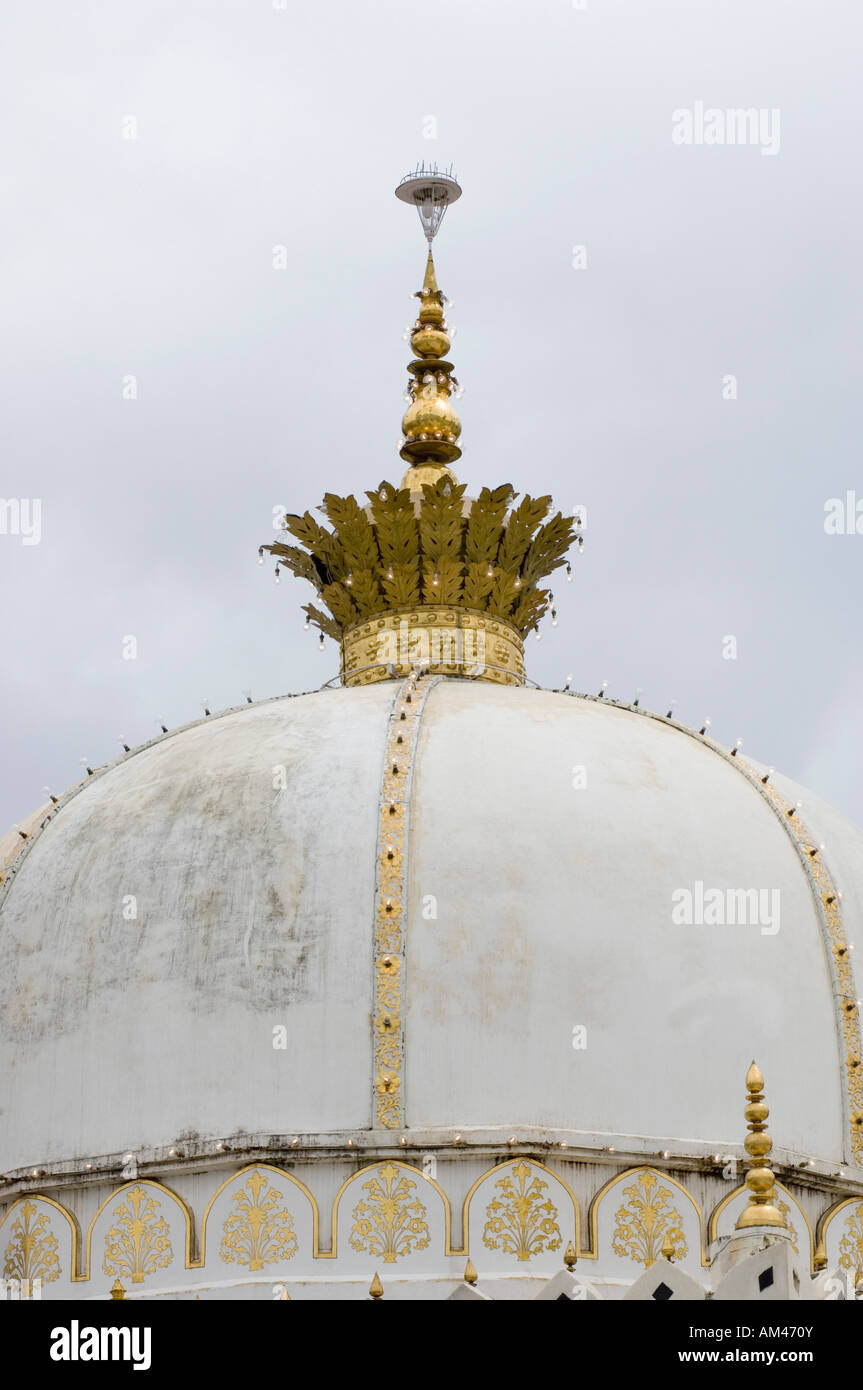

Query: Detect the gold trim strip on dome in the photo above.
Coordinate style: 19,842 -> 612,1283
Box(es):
753,777 -> 863,1164
372,671 -> 441,1128
341,605 -> 525,688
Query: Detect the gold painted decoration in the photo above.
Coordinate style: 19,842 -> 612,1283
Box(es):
611,1170 -> 688,1268
372,673 -> 439,1127
3,1200 -> 61,1286
481,1161 -> 562,1262
776,1199 -> 799,1253
349,1163 -> 430,1263
341,605 -> 524,687
219,1169 -> 298,1270
838,1202 -> 863,1281
103,1185 -> 173,1284
262,475 -> 575,675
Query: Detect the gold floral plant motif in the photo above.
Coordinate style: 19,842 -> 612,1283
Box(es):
482,1162 -> 562,1261
103,1185 -> 173,1284
775,1198 -> 799,1254
263,480 -> 576,642
612,1171 -> 688,1267
220,1170 -> 298,1270
838,1202 -> 863,1279
3,1201 -> 61,1285
349,1163 -> 430,1263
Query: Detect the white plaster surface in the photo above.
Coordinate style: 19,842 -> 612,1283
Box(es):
404,685 -> 855,1161
1,680 -> 861,1177
0,687 -> 392,1170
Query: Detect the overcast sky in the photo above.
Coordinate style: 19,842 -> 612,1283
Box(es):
1,0 -> 861,832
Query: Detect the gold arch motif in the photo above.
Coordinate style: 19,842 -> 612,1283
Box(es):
584,1166 -> 707,1267
461,1158 -> 579,1259
327,1159 -> 454,1259
84,1179 -> 194,1280
196,1163 -> 320,1267
0,1192 -> 83,1283
707,1179 -> 814,1271
814,1193 -> 863,1269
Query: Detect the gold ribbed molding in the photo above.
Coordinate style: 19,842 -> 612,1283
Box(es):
342,606 -> 524,687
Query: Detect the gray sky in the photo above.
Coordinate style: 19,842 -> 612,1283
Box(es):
2,0 -> 861,830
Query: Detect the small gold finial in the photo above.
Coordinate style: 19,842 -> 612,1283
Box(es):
369,1271 -> 384,1300
563,1241 -> 577,1270
661,1232 -> 676,1263
110,1278 -> 126,1300
855,1269 -> 863,1297
464,1258 -> 477,1285
736,1060 -> 786,1229
276,1285 -> 291,1300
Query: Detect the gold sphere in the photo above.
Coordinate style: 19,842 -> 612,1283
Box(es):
744,1132 -> 772,1158
744,1101 -> 769,1124
745,1166 -> 775,1195
411,325 -> 450,358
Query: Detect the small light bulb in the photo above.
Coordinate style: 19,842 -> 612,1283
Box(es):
274,568 -> 280,583
318,633 -> 325,650
565,563 -> 572,581
303,617 -> 310,630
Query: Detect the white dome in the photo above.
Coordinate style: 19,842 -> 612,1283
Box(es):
1,679 -> 861,1175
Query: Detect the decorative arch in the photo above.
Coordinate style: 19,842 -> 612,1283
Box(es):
197,1163 -> 320,1268
586,1166 -> 706,1267
0,1192 -> 82,1285
329,1159 -> 454,1260
814,1194 -> 863,1279
462,1159 -> 578,1265
707,1180 -> 814,1270
84,1179 -> 194,1282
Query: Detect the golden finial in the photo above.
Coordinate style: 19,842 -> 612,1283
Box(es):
276,1285 -> 291,1300
855,1269 -> 863,1297
464,1258 -> 478,1285
369,1271 -> 384,1299
736,1061 -> 786,1229
661,1232 -> 676,1263
396,166 -> 463,490
563,1241 -> 577,1270
110,1278 -> 126,1300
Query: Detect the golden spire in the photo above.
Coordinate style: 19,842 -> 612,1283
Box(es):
736,1061 -> 786,1229
259,169 -> 579,688
399,246 -> 462,492
464,1258 -> 478,1285
563,1241 -> 577,1270
369,1270 -> 384,1299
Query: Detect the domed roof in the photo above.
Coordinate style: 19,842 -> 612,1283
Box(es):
2,678 -> 861,1176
